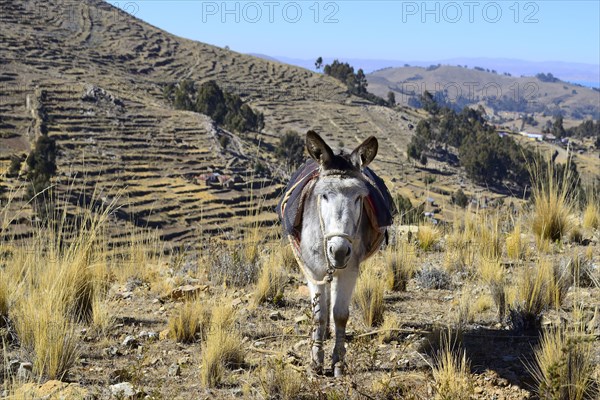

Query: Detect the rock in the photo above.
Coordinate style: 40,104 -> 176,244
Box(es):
168,363 -> 181,377
138,331 -> 159,341
159,329 -> 170,340
122,335 -> 138,348
110,382 -> 142,399
269,311 -> 285,321
13,380 -> 89,399
231,297 -> 243,307
294,315 -> 309,324
8,359 -> 20,374
17,362 -> 33,381
165,285 -> 206,301
103,346 -> 121,357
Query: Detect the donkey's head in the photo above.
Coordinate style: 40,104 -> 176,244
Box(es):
306,130 -> 378,269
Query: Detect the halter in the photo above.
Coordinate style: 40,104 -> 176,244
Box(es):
288,170 -> 364,286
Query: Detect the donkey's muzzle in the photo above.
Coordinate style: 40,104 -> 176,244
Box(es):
327,237 -> 352,269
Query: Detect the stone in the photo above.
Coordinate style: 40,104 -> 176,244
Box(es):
269,311 -> 285,321
122,335 -> 138,348
110,382 -> 142,399
166,285 -> 206,300
168,363 -> 181,377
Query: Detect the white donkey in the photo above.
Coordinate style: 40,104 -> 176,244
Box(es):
278,131 -> 394,377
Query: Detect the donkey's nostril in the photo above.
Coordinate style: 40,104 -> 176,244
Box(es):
329,245 -> 334,255
346,247 -> 351,256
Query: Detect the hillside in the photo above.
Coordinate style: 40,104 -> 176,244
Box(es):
0,0 -> 423,247
368,65 -> 600,119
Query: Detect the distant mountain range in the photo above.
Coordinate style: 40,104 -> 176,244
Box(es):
367,65 -> 599,119
249,55 -> 600,88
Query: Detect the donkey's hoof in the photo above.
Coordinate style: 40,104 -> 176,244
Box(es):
310,362 -> 324,376
333,362 -> 344,377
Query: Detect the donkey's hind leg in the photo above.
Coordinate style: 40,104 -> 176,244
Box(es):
331,268 -> 359,377
308,282 -> 329,375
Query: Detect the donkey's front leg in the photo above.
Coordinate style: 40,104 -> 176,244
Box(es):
308,282 -> 329,374
331,268 -> 359,377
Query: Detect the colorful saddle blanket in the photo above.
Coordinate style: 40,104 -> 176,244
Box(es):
277,159 -> 396,257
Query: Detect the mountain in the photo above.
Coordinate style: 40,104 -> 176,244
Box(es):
0,0 -> 419,246
259,56 -> 600,87
367,65 -> 600,119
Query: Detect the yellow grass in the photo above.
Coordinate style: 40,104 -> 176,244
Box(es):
506,220 -> 527,260
530,327 -> 597,400
253,250 -> 287,306
13,293 -> 79,380
200,299 -> 245,387
431,333 -> 474,400
530,158 -> 576,243
354,261 -> 386,327
168,298 -> 211,343
582,200 -> 599,229
417,223 -> 440,251
384,241 -> 417,291
258,357 -> 303,400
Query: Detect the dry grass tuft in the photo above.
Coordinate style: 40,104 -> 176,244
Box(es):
258,357 -> 303,400
530,158 -> 576,243
384,241 -> 417,291
530,327 -> 598,400
478,259 -> 506,320
417,223 -> 441,251
0,271 -> 9,326
506,220 -> 527,261
582,197 -> 599,230
508,258 -> 571,331
169,298 -> 211,343
431,332 -> 474,400
378,313 -> 402,344
354,263 -> 386,327
200,300 -> 245,387
13,293 -> 79,380
444,216 -> 477,272
253,250 -> 287,306
479,212 -> 503,261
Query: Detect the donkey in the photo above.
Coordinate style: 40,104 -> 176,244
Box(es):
278,131 -> 395,377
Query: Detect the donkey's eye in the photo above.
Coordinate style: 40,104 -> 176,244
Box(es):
322,194 -> 328,201
355,196 -> 361,204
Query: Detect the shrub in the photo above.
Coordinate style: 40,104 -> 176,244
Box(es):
452,189 -> 469,208
276,130 -> 305,170
416,266 -> 451,290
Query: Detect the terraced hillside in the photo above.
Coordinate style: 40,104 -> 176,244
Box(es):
0,0 -> 428,247
368,65 -> 600,119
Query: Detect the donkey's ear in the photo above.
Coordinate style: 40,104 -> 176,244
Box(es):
351,136 -> 378,169
306,130 -> 334,166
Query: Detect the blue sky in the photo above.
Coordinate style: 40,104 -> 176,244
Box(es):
110,1 -> 600,65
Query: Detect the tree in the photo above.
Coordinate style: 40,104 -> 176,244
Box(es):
452,189 -> 469,208
355,69 -> 368,95
387,91 -> 396,107
315,56 -> 323,70
551,115 -> 566,138
276,130 -> 305,169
